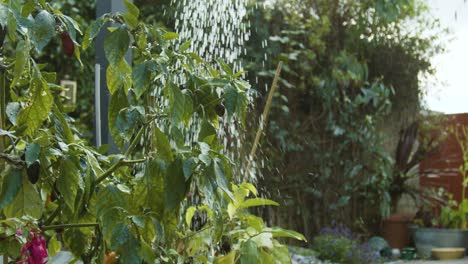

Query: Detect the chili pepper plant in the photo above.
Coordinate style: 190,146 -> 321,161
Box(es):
0,0 -> 304,263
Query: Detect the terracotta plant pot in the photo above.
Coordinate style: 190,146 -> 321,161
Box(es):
382,213 -> 415,249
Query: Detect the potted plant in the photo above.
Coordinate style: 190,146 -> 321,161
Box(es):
410,125 -> 468,259
382,119 -> 446,249
411,194 -> 468,259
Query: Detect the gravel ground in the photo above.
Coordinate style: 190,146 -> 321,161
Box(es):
291,254 -> 325,264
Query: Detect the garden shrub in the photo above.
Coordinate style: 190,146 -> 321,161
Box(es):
312,224 -> 383,264
0,0 -> 305,262
246,0 -> 445,239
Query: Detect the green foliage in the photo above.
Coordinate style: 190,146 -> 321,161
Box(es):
313,234 -> 356,263
312,230 -> 383,264
247,0 -> 443,238
0,1 -> 303,262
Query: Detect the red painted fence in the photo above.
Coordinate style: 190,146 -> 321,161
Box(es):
419,113 -> 468,202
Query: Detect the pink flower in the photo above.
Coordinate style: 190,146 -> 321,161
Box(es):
17,232 -> 48,264
16,229 -> 23,236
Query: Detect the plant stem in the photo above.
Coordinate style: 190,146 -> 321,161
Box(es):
93,127 -> 146,186
0,71 -> 5,152
242,61 -> 283,183
41,223 -> 98,231
43,204 -> 62,226
122,158 -> 147,164
125,126 -> 145,157
93,158 -> 146,185
94,157 -> 125,185
0,153 -> 25,168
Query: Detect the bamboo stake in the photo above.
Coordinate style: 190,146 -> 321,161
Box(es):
243,61 -> 283,183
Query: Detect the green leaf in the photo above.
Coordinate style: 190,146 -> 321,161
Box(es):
227,203 -> 237,219
264,227 -> 307,241
110,223 -> 131,250
116,106 -> 143,141
0,5 -> 9,28
164,158 -> 187,211
240,240 -> 259,264
107,58 -> 132,94
223,84 -> 244,119
96,185 -> 128,217
104,27 -> 130,65
179,40 -> 191,52
124,0 -> 140,18
122,13 -> 138,30
238,198 -> 279,209
48,234 -> 62,257
216,59 -> 233,75
213,161 -> 234,200
240,183 -> 258,197
61,14 -> 82,37
63,229 -> 88,257
154,126 -> 173,163
4,175 -> 43,218
7,12 -> 17,43
271,242 -> 292,263
83,15 -> 109,50
101,208 -> 125,243
16,66 -> 53,136
57,157 -> 83,211
130,215 -> 145,228
198,120 -> 216,144
183,157 -> 196,180
169,83 -> 185,124
25,143 -> 40,167
233,70 -> 246,78
139,159 -> 165,216
73,44 -> 83,66
138,241 -> 156,263
198,142 -> 212,166
163,32 -> 179,40
6,102 -> 20,125
117,235 -> 142,263
259,250 -> 276,264
182,93 -> 194,124
30,10 -> 55,52
251,233 -> 273,249
133,61 -> 154,99
52,105 -> 75,143
0,169 -> 22,209
108,87 -> 128,149
11,40 -> 30,88
216,250 -> 236,264
241,214 -> 264,232
185,206 -> 196,226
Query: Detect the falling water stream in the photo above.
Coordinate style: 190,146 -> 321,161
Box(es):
171,0 -> 250,72
170,0 -> 267,181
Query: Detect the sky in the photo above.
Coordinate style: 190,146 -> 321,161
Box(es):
424,0 -> 468,114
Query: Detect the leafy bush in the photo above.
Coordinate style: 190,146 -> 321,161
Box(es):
247,0 -> 445,238
0,1 -> 305,262
312,224 -> 382,264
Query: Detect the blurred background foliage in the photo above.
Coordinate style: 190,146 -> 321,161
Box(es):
45,0 -> 445,244
40,0 -> 170,139
242,0 -> 445,242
